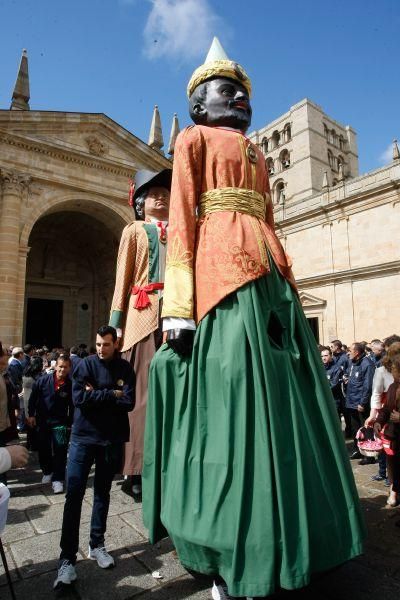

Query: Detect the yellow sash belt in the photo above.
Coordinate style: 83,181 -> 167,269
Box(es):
198,187 -> 268,220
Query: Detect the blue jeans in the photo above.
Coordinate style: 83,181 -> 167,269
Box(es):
59,439 -> 123,564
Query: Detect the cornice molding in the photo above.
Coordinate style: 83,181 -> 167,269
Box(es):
0,129 -> 137,178
296,260 -> 400,289
0,110 -> 171,166
276,181 -> 400,233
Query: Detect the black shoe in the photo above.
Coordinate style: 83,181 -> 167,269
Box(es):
371,474 -> 385,481
132,484 -> 142,502
121,477 -> 134,497
349,451 -> 362,460
358,457 -> 376,465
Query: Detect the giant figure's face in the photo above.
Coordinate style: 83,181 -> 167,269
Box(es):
144,186 -> 170,222
190,77 -> 252,132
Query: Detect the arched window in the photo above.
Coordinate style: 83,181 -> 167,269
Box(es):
284,123 -> 291,142
266,157 -> 275,176
274,180 -> 286,204
323,124 -> 329,139
327,150 -> 334,169
280,149 -> 290,169
271,130 -> 280,149
262,137 -> 269,154
339,135 -> 345,151
331,129 -> 337,146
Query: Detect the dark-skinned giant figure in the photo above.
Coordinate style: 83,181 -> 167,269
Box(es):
143,38 -> 365,600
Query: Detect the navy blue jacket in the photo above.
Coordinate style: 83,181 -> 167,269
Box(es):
345,354 -> 375,409
70,354 -> 81,372
71,353 -> 135,445
332,351 -> 349,375
28,372 -> 74,426
368,352 -> 384,369
323,361 -> 344,405
8,358 -> 23,391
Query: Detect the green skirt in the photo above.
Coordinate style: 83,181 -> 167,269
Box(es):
142,262 -> 365,598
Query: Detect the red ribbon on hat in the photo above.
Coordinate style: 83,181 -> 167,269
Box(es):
128,178 -> 135,207
131,283 -> 164,309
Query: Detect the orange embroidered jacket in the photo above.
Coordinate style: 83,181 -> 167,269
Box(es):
110,222 -> 164,352
162,125 -> 296,323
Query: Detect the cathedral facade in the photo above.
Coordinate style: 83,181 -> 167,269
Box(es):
0,52 -> 171,348
250,99 -> 400,343
1,53 -> 399,347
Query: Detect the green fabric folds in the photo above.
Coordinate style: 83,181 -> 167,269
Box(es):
143,224 -> 160,284
143,262 -> 365,598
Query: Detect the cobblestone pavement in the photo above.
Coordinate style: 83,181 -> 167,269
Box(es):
1,440 -> 400,600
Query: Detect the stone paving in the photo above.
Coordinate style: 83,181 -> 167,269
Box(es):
2,442 -> 400,600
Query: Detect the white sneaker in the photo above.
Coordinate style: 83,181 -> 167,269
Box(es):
212,581 -> 232,600
52,481 -> 64,494
42,474 -> 52,484
53,560 -> 77,589
88,546 -> 115,568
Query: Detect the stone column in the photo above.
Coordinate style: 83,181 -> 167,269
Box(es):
0,170 -> 31,345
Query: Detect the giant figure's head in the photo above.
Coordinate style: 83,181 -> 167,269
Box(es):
132,168 -> 172,221
187,37 -> 252,133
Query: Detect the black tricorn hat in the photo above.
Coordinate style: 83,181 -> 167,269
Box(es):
133,168 -> 172,201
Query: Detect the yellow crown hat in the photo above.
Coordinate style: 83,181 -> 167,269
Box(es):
187,36 -> 252,98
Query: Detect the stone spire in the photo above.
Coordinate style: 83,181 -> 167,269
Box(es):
148,105 -> 164,154
11,49 -> 30,111
393,139 -> 400,161
322,171 -> 329,189
338,162 -> 345,181
167,113 -> 180,156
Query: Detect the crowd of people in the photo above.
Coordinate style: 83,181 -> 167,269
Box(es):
0,326 -> 135,590
1,330 -> 398,589
320,335 -> 400,507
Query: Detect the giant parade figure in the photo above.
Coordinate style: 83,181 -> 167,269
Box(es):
142,38 -> 365,599
109,168 -> 171,499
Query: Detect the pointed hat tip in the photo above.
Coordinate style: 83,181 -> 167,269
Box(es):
205,36 -> 229,63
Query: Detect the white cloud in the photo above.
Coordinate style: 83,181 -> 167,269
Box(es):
143,0 -> 224,62
379,143 -> 393,164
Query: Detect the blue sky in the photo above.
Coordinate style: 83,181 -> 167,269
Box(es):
0,0 -> 399,174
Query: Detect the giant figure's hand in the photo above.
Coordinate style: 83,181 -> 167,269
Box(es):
166,329 -> 195,357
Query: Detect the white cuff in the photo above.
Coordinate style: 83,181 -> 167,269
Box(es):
370,400 -> 382,410
116,328 -> 123,339
162,317 -> 196,332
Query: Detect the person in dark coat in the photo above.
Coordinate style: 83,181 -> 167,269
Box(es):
54,326 -> 135,590
28,354 -> 73,493
68,346 -> 81,375
321,347 -> 348,427
346,342 -> 376,463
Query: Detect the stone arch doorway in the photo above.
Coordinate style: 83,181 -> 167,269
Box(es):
24,208 -> 125,349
